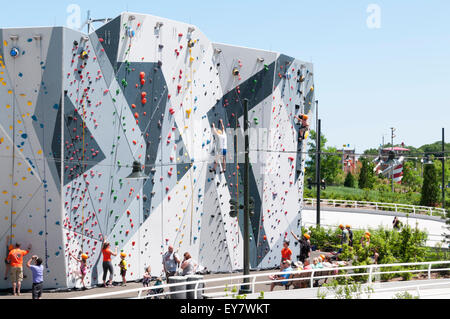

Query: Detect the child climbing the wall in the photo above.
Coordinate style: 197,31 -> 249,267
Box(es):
210,119 -> 228,174
119,252 -> 127,286
294,114 -> 310,141
68,251 -> 88,290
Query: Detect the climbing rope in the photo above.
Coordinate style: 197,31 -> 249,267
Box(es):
81,95 -> 86,253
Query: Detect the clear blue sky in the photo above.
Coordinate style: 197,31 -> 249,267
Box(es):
2,0 -> 449,152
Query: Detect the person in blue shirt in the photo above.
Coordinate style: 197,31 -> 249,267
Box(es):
270,260 -> 293,291
312,257 -> 324,269
26,255 -> 43,300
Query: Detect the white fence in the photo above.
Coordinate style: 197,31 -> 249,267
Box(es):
304,198 -> 446,217
72,260 -> 450,299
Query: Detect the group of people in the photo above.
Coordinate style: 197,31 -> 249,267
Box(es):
69,241 -> 129,290
162,245 -> 199,279
3,236 -> 43,299
270,236 -> 348,291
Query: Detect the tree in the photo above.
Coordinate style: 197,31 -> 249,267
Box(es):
306,130 -> 343,185
344,172 -> 355,188
420,163 -> 439,207
358,157 -> 375,189
402,161 -> 423,192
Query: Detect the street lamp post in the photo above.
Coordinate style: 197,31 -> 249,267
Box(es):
316,119 -> 321,226
442,128 -> 446,210
390,127 -> 396,192
240,98 -> 251,295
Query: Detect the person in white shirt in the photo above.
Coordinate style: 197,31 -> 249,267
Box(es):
210,119 -> 228,174
180,252 -> 198,276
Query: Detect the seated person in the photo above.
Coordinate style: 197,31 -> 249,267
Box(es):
303,259 -> 312,270
269,260 -> 293,291
147,277 -> 164,298
312,257 -> 324,269
322,255 -> 334,268
292,261 -> 303,270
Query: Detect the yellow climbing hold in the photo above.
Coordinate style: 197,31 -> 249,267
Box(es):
28,229 -> 32,233
3,40 -> 8,47
5,104 -> 10,109
27,101 -> 32,106
37,150 -> 43,155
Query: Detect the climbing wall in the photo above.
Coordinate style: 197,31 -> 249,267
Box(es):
0,12 -> 314,289
0,27 -> 67,289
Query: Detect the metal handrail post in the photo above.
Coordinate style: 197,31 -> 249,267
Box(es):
310,270 -> 315,288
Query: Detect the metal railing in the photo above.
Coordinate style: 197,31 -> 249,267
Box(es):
72,260 -> 450,299
304,198 -> 446,217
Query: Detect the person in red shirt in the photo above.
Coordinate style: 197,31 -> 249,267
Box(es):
7,242 -> 32,296
281,240 -> 292,265
101,242 -> 118,287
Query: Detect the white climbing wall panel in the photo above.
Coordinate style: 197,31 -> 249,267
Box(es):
0,12 -> 314,289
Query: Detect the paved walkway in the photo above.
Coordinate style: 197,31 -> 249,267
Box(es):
302,207 -> 447,247
227,278 -> 450,299
0,253 -> 329,300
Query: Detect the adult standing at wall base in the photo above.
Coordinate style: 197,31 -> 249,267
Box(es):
180,252 -> 198,276
162,245 -> 180,280
26,255 -> 44,299
101,242 -> 118,287
291,231 -> 311,263
7,242 -> 32,296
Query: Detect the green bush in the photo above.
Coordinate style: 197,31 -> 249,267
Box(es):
307,223 -> 435,282
344,172 -> 356,188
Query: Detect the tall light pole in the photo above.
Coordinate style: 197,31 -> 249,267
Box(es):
316,119 -> 321,226
442,128 -> 445,210
239,98 -> 251,295
390,127 -> 396,192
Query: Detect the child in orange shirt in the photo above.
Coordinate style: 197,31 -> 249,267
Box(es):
281,240 -> 292,265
